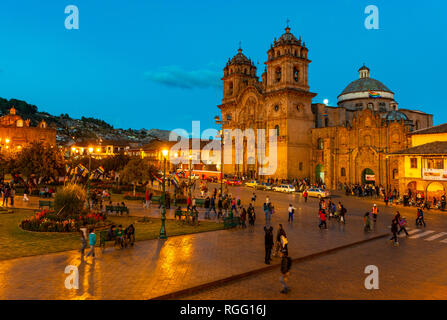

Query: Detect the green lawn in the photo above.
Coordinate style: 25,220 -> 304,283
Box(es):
0,209 -> 225,261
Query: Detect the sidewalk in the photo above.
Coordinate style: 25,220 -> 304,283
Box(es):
0,197 -> 389,299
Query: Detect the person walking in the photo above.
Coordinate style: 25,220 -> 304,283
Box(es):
364,212 -> 371,232
248,203 -> 255,226
210,196 -> 217,219
390,218 -> 399,246
86,228 -> 97,258
303,189 -> 308,203
264,226 -> 274,264
240,207 -> 247,228
23,185 -> 30,202
416,207 -> 426,227
372,204 -> 378,223
79,223 -> 88,256
273,224 -> 286,257
251,192 -> 256,202
395,212 -> 409,236
264,203 -> 272,227
280,250 -> 292,294
144,188 -> 150,209
288,204 -> 296,223
204,196 -> 210,219
217,196 -> 223,220
318,209 -> 327,229
10,187 -> 15,207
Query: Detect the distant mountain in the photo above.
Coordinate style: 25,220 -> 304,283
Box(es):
0,97 -> 171,145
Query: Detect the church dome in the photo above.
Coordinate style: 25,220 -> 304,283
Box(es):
276,26 -> 300,45
338,65 -> 395,103
382,110 -> 409,122
228,48 -> 252,66
340,77 -> 392,96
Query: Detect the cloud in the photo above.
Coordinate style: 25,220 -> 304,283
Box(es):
144,65 -> 221,89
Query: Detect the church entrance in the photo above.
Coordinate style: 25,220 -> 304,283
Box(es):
315,164 -> 325,184
361,168 -> 375,185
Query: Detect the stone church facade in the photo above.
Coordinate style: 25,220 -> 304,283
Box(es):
218,26 -> 433,189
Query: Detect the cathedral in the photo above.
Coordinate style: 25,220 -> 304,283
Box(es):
218,25 -> 432,190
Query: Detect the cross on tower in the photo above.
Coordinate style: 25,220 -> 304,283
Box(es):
238,41 -> 242,50
286,18 -> 290,27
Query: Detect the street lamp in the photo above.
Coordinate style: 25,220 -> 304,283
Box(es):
159,148 -> 169,239
214,115 -> 231,198
188,153 -> 193,214
87,147 -> 93,209
174,152 -> 179,206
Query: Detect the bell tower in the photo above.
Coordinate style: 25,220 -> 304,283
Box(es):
222,47 -> 258,104
265,25 -> 310,93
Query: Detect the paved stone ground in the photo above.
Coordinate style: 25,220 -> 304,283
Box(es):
1,184 -> 446,300
182,232 -> 447,300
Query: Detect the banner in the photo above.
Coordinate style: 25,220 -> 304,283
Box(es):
365,174 -> 375,181
422,168 -> 447,181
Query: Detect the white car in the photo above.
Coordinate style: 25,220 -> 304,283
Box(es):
306,187 -> 330,198
273,184 -> 296,193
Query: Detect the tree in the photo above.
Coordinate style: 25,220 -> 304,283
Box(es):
102,153 -> 130,172
14,142 -> 65,183
120,159 -> 157,195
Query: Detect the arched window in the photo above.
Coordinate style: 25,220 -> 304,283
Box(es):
393,168 -> 399,179
341,167 -> 346,177
228,81 -> 233,95
317,138 -> 324,150
299,162 -> 303,171
274,125 -> 280,136
293,67 -> 299,82
275,67 -> 282,83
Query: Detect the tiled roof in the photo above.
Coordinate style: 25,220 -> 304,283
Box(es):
410,123 -> 447,135
392,141 -> 447,155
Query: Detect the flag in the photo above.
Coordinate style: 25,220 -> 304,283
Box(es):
171,173 -> 180,187
368,90 -> 381,98
154,174 -> 163,184
65,165 -> 70,174
97,166 -> 105,175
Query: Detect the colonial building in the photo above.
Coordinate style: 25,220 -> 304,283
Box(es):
0,107 -> 56,152
311,66 -> 432,190
391,123 -> 447,200
218,25 -> 433,186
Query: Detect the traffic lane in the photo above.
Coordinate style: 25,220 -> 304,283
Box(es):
182,231 -> 447,300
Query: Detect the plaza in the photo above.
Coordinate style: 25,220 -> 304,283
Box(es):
1,183 -> 447,300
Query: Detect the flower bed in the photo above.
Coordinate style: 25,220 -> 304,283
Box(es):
20,209 -> 108,232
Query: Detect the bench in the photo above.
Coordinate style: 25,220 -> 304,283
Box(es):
151,196 -> 162,204
39,200 -> 54,209
223,216 -> 241,229
99,228 -> 135,248
193,198 -> 205,207
175,208 -> 188,221
105,205 -> 129,215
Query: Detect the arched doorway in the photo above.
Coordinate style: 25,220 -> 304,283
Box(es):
362,168 -> 375,185
315,164 -> 325,183
426,182 -> 445,201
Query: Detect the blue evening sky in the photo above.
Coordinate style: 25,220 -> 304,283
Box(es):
0,0 -> 445,132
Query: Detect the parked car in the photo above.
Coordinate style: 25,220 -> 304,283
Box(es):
273,184 -> 296,193
306,187 -> 331,198
256,182 -> 273,190
205,176 -> 218,182
225,179 -> 242,186
245,180 -> 259,188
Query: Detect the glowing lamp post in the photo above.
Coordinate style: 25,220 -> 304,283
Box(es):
214,115 -> 231,197
159,149 -> 169,239
87,147 -> 93,209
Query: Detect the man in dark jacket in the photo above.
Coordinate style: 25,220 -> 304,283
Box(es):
280,250 -> 292,294
264,226 -> 274,264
